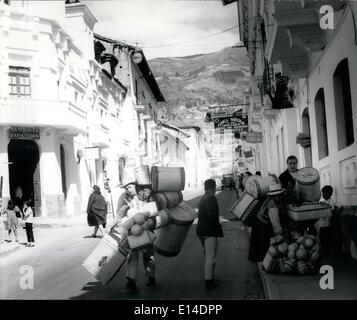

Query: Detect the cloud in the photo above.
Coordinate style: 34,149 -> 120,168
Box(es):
83,0 -> 238,58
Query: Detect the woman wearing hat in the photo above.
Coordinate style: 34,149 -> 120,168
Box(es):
86,185 -> 108,238
248,182 -> 288,262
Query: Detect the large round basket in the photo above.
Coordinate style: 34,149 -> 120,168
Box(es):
153,201 -> 196,257
244,174 -> 279,199
134,165 -> 151,185
153,191 -> 183,210
296,167 -> 320,202
151,166 -> 185,192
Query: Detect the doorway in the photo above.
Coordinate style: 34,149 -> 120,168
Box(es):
8,139 -> 41,215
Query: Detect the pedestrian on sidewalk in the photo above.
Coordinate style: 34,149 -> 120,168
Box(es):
5,200 -> 19,243
23,200 -> 35,247
196,179 -> 223,289
248,182 -> 288,262
86,185 -> 108,238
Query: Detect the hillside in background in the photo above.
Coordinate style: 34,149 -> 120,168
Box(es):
149,46 -> 250,110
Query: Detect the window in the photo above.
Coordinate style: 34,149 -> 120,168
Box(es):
176,137 -> 180,160
8,66 -> 31,97
314,88 -> 329,159
333,58 -> 354,149
60,145 -> 67,198
135,79 -> 138,100
4,0 -> 10,5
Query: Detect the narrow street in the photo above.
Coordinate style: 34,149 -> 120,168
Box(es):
0,190 -> 264,300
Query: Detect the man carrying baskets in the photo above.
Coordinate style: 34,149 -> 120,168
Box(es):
112,178 -> 156,292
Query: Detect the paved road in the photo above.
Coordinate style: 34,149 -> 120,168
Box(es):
0,190 -> 264,300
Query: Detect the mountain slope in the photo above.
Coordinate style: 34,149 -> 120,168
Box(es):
149,46 -> 250,108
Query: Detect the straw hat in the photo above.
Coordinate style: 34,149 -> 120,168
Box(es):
121,176 -> 137,188
266,182 -> 285,196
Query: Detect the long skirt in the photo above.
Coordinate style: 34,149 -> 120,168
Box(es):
248,219 -> 274,262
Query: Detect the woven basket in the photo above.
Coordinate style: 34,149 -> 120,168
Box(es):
153,192 -> 183,210
154,201 -> 196,257
244,174 -> 279,199
154,209 -> 170,229
287,203 -> 332,221
262,252 -> 279,273
151,166 -> 185,192
134,165 -> 151,185
82,231 -> 129,285
296,167 -> 320,202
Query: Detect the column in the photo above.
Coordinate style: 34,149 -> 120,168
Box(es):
39,129 -> 65,217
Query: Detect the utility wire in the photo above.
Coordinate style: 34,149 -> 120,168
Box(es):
140,25 -> 239,49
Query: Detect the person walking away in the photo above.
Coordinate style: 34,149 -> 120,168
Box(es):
5,200 -> 19,243
23,200 -> 35,247
86,185 -> 108,238
248,183 -> 288,262
196,179 -> 224,289
125,184 -> 156,292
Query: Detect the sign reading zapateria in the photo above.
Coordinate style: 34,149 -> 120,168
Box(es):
8,127 -> 40,140
213,114 -> 248,132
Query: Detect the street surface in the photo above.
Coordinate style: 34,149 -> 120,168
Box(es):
0,190 -> 264,300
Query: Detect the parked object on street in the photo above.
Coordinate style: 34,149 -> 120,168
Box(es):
154,201 -> 196,257
82,227 -> 130,285
287,203 -> 332,221
151,166 -> 185,192
244,174 -> 280,199
221,174 -> 235,190
153,191 -> 183,210
134,165 -> 151,185
295,167 -> 320,203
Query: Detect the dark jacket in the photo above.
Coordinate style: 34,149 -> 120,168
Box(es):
279,169 -> 297,190
196,193 -> 223,238
86,192 -> 107,226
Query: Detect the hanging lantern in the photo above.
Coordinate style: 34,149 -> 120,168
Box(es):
269,74 -> 295,109
132,51 -> 143,64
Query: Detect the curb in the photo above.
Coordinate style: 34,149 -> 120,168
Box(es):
256,262 -> 282,300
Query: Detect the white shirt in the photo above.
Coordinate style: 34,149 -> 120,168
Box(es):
318,197 -> 335,227
23,207 -> 34,224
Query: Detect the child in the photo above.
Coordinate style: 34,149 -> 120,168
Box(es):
317,186 -> 335,255
6,200 -> 19,243
23,200 -> 35,247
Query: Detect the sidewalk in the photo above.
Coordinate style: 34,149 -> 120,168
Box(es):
0,241 -> 20,258
257,254 -> 357,300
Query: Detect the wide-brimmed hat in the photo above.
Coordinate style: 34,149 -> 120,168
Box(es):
267,183 -> 285,196
121,177 -> 137,188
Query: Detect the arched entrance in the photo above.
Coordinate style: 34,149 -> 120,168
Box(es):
8,139 -> 41,215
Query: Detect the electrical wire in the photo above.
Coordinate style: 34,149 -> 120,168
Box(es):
140,25 -> 239,49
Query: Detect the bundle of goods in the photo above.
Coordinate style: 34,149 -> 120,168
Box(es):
82,227 -> 130,285
151,166 -> 185,192
230,192 -> 268,226
120,212 -> 156,251
134,165 -> 151,185
287,203 -> 332,221
295,167 -> 320,203
244,174 -> 280,199
153,191 -> 183,210
154,201 -> 196,257
262,234 -> 322,275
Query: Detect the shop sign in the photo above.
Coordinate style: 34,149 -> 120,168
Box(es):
8,127 -> 40,140
246,131 -> 263,143
213,114 -> 248,132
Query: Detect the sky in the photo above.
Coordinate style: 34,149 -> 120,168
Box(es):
83,0 -> 239,59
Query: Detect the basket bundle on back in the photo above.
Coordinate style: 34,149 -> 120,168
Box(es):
151,166 -> 185,192
244,174 -> 279,199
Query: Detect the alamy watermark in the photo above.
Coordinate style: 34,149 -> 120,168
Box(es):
319,265 -> 334,290
19,265 -> 34,290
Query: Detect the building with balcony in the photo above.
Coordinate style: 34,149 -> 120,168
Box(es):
0,0 -> 127,217
225,0 -> 357,257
